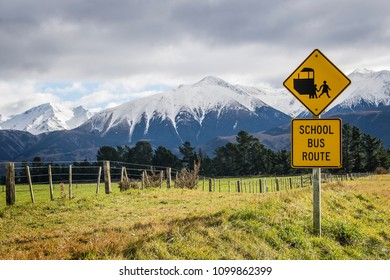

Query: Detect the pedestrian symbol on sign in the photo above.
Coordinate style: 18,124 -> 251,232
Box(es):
318,81 -> 331,98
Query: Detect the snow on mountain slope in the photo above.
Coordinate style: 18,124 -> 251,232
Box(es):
327,69 -> 390,111
2,69 -> 389,137
0,103 -> 93,134
234,84 -> 305,117
86,76 -> 273,140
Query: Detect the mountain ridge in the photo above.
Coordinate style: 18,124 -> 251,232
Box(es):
1,70 -> 390,161
0,103 -> 93,135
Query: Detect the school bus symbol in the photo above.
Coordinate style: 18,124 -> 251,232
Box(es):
293,68 -> 317,99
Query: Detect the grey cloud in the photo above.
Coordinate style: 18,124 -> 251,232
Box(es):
0,0 -> 389,82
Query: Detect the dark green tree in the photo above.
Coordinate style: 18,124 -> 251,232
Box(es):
235,130 -> 270,175
381,149 -> 390,170
197,148 -> 216,177
179,141 -> 196,169
131,141 -> 153,165
120,145 -> 133,163
152,146 -> 181,169
32,156 -> 44,167
97,146 -> 120,161
342,123 -> 354,173
363,134 -> 382,172
272,149 -> 292,175
236,131 -> 255,175
214,142 -> 240,176
351,126 -> 365,172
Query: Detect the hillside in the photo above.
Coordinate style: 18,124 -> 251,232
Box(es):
0,175 -> 389,260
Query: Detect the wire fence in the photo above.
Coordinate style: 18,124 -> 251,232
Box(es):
0,160 -> 374,206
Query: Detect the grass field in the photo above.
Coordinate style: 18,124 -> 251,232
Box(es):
0,175 -> 389,260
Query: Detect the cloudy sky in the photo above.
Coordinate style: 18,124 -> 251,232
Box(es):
1,0 -> 390,120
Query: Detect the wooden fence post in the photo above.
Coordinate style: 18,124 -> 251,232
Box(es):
124,167 -> 128,181
120,167 -> 125,183
159,171 -> 163,188
144,170 -> 151,188
103,161 -> 112,194
260,179 -> 263,193
48,165 -> 54,201
141,171 -> 145,189
69,165 -> 73,199
276,178 -> 280,192
25,166 -> 35,204
208,178 -> 212,192
166,168 -> 172,188
96,166 -> 102,194
255,180 -> 258,193
6,162 -> 16,206
237,180 -> 241,193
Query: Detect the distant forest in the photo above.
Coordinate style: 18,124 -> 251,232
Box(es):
96,124 -> 390,176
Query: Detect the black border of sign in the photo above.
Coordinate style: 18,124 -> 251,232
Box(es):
291,118 -> 343,168
283,49 -> 351,116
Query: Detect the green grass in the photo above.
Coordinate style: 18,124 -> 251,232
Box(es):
0,175 -> 389,260
0,175 -> 311,206
0,182 -> 115,205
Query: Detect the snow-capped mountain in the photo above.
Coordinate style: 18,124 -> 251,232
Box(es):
326,69 -> 390,113
1,70 -> 390,161
0,103 -> 93,135
234,84 -> 305,117
79,76 -> 291,151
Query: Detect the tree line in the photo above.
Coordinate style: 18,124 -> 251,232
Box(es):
3,123 -> 388,185
96,124 -> 390,176
342,123 -> 389,173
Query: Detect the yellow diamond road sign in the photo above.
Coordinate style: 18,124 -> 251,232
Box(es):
291,118 -> 342,168
283,49 -> 351,116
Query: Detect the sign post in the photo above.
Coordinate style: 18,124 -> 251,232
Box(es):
313,164 -> 321,235
284,49 -> 351,236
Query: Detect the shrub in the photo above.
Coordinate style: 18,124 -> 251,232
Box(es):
118,178 -> 139,191
59,183 -> 67,199
143,169 -> 163,188
375,167 -> 388,174
175,162 -> 200,189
